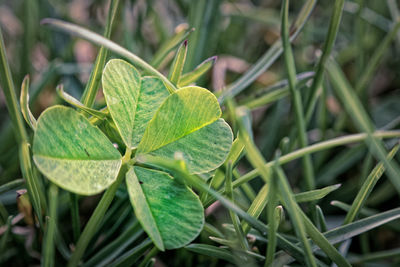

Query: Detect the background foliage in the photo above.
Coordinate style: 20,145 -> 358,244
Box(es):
1,0 -> 400,266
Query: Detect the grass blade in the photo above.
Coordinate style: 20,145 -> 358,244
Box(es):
57,85 -> 108,119
294,184 -> 341,203
110,239 -> 153,267
225,162 -> 249,250
41,18 -> 177,93
343,144 -> 399,224
83,221 -> 143,267
281,0 -> 315,191
233,130 -> 400,188
355,21 -> 400,95
20,75 -> 37,131
168,40 -> 188,86
218,0 -> 316,103
67,164 -> 128,267
185,244 -> 237,264
178,56 -> 217,87
274,165 -> 317,267
0,179 -> 24,195
326,59 -> 400,194
305,0 -> 344,122
150,27 -> 194,68
41,184 -> 58,267
80,0 -> 120,108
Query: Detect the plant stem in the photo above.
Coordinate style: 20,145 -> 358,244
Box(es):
70,193 -> 80,242
42,184 -> 58,267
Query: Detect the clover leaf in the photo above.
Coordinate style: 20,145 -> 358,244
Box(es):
32,58 -> 233,251
32,106 -> 122,195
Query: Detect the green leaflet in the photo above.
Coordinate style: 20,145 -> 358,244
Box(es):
102,59 -> 170,149
102,59 -> 141,148
131,77 -> 170,148
137,87 -> 232,173
126,166 -> 204,251
32,106 -> 122,195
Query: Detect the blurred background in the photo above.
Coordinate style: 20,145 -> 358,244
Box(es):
1,0 -> 400,265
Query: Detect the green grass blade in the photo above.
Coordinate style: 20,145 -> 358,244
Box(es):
343,144 -> 399,224
67,164 -> 128,267
110,239 -> 153,267
41,184 -> 58,267
315,205 -> 328,232
20,75 -> 37,131
83,220 -> 143,267
0,179 -> 24,194
218,0 -> 316,103
233,130 -> 400,188
305,0 -> 344,122
294,184 -> 341,203
298,208 -> 351,267
168,40 -> 187,86
185,244 -> 237,264
150,27 -> 194,68
326,59 -> 400,194
0,24 -> 28,144
80,0 -> 120,108
355,21 -> 400,95
274,206 -> 400,265
281,0 -> 315,191
19,142 -> 44,228
41,18 -> 177,93
275,165 -> 317,267
138,247 -> 158,267
178,56 -> 217,87
242,184 -> 269,234
0,216 -> 12,262
225,162 -> 249,250
265,171 -> 278,266
57,85 -> 108,119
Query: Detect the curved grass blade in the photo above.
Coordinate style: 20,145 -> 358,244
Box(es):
20,75 -> 37,130
56,84 -> 108,119
41,18 -> 177,92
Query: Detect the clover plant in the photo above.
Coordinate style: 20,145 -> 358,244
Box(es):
31,58 -> 233,251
